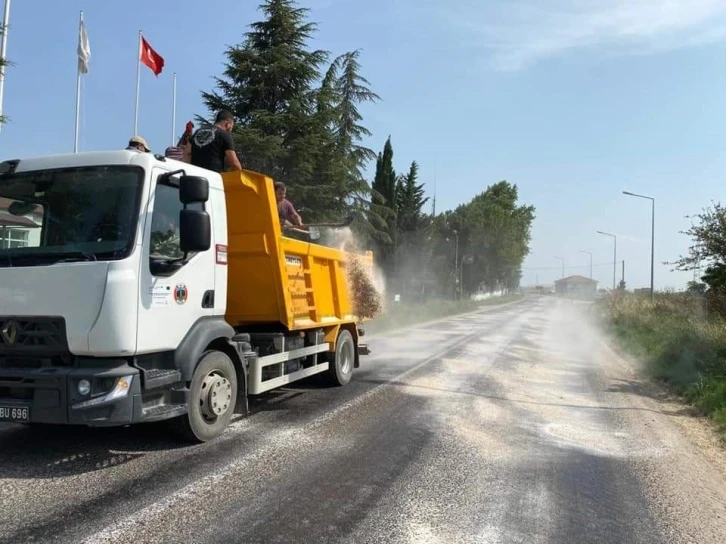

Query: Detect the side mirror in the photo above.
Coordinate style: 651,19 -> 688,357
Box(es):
179,175 -> 209,204
179,209 -> 211,253
308,226 -> 320,241
8,201 -> 36,216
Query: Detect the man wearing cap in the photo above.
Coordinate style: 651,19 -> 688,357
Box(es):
126,136 -> 151,153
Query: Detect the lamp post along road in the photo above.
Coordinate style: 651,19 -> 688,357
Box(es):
453,230 -> 459,300
597,231 -> 617,291
554,256 -> 564,279
623,191 -> 655,301
446,230 -> 460,300
580,250 -> 593,279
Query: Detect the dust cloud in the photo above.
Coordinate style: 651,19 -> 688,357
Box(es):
316,226 -> 387,319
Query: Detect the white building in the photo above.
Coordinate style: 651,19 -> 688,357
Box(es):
554,275 -> 598,299
0,197 -> 42,249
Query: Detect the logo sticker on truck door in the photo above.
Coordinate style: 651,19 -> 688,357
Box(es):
174,283 -> 188,305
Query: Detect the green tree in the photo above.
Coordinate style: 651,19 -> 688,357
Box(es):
670,202 -> 726,292
390,160 -> 432,296
396,160 -> 429,234
446,181 -> 535,296
200,1 -> 384,225
686,280 -> 707,295
370,136 -> 398,274
307,50 -> 381,224
200,0 -> 326,185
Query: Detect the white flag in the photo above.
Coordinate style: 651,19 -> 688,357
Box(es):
77,19 -> 91,75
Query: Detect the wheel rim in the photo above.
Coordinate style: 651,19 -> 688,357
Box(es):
199,370 -> 233,422
339,338 -> 353,375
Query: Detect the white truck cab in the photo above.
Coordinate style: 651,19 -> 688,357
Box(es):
0,151 -> 228,433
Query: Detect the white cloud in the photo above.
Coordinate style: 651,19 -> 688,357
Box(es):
446,0 -> 726,71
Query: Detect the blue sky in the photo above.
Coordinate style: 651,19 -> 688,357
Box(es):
2,0 -> 726,290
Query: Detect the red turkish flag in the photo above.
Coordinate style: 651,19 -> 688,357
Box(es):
140,36 -> 164,76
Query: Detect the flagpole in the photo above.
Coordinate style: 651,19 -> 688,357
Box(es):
0,0 -> 12,134
133,30 -> 141,135
171,72 -> 177,145
73,11 -> 84,153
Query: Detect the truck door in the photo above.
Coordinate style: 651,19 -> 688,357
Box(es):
136,168 -> 216,354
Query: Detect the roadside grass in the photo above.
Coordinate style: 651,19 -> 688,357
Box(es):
598,292 -> 726,436
364,294 -> 523,334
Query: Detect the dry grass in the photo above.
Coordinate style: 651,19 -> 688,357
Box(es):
597,291 -> 726,435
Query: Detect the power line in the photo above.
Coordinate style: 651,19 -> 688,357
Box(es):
521,261 -> 622,272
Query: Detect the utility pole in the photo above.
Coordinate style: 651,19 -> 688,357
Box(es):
446,230 -> 459,300
454,229 -> 459,300
554,256 -> 564,278
580,250 -> 593,279
597,231 -> 617,290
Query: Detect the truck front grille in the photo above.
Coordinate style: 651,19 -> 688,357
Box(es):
0,316 -> 69,356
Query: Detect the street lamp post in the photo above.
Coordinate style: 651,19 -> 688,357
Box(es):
554,256 -> 564,279
580,250 -> 593,279
623,191 -> 655,301
447,229 -> 460,300
597,231 -> 617,291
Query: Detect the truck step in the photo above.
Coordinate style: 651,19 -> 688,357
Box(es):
143,369 -> 182,390
142,404 -> 187,422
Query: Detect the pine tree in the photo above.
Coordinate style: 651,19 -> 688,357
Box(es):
200,0 -> 327,184
395,160 -> 429,235
370,137 -> 398,274
303,50 -> 380,223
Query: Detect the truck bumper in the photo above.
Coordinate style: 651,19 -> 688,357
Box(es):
0,363 -> 142,427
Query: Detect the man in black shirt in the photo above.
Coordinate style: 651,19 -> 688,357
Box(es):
189,110 -> 243,173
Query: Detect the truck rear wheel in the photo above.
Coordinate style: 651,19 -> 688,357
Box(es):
177,350 -> 238,443
327,329 -> 355,386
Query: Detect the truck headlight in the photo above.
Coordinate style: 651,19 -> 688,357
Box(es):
71,375 -> 135,409
77,379 -> 91,396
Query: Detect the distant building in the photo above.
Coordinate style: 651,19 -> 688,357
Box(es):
634,288 -> 652,296
554,275 -> 598,299
0,197 -> 42,249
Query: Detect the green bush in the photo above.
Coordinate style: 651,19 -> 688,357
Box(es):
599,292 -> 726,435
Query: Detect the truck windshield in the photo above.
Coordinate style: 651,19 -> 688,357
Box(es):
0,165 -> 143,266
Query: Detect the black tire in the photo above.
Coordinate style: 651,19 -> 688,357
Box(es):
176,350 -> 238,443
326,329 -> 355,386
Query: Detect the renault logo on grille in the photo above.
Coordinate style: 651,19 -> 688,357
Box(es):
1,320 -> 19,345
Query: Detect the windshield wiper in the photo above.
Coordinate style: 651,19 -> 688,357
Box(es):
52,251 -> 98,263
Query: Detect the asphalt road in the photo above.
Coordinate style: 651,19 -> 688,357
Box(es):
2,297 -> 726,544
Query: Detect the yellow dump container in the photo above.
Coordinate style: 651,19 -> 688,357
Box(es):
221,170 -> 372,332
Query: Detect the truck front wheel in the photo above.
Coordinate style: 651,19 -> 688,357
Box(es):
327,329 -> 355,386
178,350 -> 238,443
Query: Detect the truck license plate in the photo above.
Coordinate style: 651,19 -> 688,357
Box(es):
0,405 -> 30,423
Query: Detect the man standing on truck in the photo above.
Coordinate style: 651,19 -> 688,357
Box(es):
190,110 -> 243,173
126,136 -> 151,153
274,181 -> 303,227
